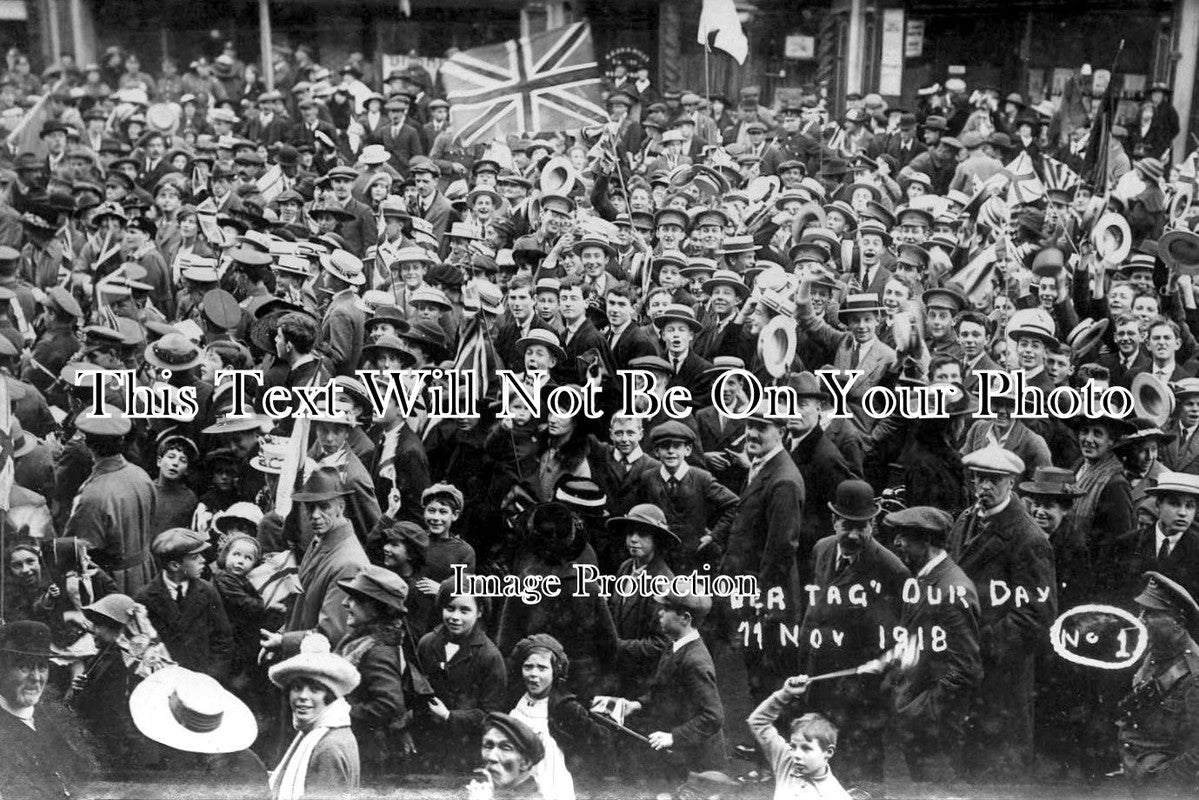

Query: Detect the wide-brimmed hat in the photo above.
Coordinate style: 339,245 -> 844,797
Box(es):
361,334 -> 417,367
606,503 -> 682,546
399,319 -> 448,358
827,479 -> 881,521
268,633 -> 360,698
320,249 -> 366,286
130,665 -> 257,754
517,328 -> 566,362
1018,466 -> 1085,498
653,303 -> 703,332
1066,317 -> 1109,360
1006,308 -> 1059,347
837,293 -> 886,320
1145,471 -> 1199,499
337,565 -> 409,614
292,466 -> 353,502
1112,418 -> 1176,451
144,332 -> 204,371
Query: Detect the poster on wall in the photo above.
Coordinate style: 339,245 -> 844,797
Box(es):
784,35 -> 815,60
879,8 -> 905,95
905,20 -> 924,59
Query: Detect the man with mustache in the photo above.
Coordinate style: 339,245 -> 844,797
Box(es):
947,445 -> 1057,780
0,621 -> 92,799
798,479 -> 909,782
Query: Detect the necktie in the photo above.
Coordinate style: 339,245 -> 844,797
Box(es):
667,476 -> 680,501
1159,537 -> 1173,561
849,343 -> 861,370
672,355 -> 682,374
835,555 -> 853,576
174,584 -> 184,602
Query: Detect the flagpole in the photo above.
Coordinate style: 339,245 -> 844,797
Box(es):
704,44 -> 712,112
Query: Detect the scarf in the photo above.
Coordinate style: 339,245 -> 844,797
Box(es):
1072,452 -> 1124,540
270,697 -> 353,800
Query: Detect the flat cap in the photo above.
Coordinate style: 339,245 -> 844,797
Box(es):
656,592 -> 713,622
884,506 -> 954,545
649,420 -> 697,447
483,712 -> 545,764
151,527 -> 209,558
76,405 -> 132,437
961,445 -> 1025,476
422,482 -> 464,510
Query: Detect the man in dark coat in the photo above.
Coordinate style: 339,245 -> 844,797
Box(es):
0,621 -> 93,800
887,506 -> 983,781
786,372 -> 858,563
946,445 -> 1057,780
799,479 -> 910,781
719,401 -> 805,704
370,95 -> 425,174
1102,470 -> 1199,603
620,592 -> 725,779
411,157 -> 454,240
655,303 -> 714,408
327,166 -> 378,259
558,277 -> 614,385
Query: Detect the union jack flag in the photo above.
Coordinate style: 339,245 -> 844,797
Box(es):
441,22 -> 607,146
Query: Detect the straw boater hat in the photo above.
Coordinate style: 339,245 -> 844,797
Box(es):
268,633 -> 361,698
517,327 -> 566,362
130,665 -> 257,754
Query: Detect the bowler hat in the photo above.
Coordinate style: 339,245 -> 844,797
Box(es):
0,620 -> 58,659
828,479 -> 881,521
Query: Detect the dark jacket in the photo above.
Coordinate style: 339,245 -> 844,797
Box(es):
635,635 -> 726,773
0,701 -> 93,800
720,448 -> 805,624
416,622 -> 507,773
609,555 -> 673,697
136,575 -> 235,681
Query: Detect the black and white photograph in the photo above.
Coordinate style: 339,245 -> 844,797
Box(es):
1,0 -> 1198,798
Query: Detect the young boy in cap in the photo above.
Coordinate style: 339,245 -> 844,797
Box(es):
607,591 -> 725,777
637,421 -> 739,572
151,432 -> 199,535
420,483 -> 476,589
136,527 -> 233,682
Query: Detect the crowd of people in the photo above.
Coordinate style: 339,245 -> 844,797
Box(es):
0,36 -> 1198,800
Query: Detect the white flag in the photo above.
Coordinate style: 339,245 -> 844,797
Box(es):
698,0 -> 748,65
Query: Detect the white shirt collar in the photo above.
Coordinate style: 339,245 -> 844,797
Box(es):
752,443 -> 786,470
660,462 -> 690,482
978,494 -> 1011,519
672,628 -> 701,652
162,573 -> 189,597
917,549 -> 948,578
615,446 -> 644,464
1156,524 -> 1183,549
0,694 -> 34,728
